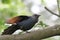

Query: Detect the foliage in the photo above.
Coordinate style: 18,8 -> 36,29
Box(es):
2,0 -> 11,4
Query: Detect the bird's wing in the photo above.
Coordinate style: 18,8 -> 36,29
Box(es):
6,16 -> 30,24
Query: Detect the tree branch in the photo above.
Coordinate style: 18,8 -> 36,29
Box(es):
45,7 -> 60,17
0,25 -> 60,40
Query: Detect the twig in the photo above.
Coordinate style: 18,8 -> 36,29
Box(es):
57,0 -> 60,15
45,7 -> 60,17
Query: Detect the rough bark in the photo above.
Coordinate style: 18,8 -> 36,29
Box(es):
0,25 -> 60,40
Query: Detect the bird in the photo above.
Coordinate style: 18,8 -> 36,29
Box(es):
2,14 -> 40,35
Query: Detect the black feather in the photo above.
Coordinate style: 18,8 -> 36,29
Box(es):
2,25 -> 19,35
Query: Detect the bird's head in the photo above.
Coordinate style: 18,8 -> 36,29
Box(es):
33,14 -> 41,18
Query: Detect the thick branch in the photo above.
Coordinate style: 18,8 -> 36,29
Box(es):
45,7 -> 60,17
0,25 -> 60,40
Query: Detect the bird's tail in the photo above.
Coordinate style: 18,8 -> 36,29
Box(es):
2,25 -> 19,35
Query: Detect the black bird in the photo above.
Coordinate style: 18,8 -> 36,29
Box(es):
2,14 -> 40,35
